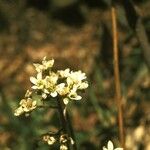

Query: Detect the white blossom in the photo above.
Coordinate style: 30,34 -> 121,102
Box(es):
78,81 -> 89,90
58,68 -> 70,78
44,73 -> 58,97
103,141 -> 123,150
33,57 -> 54,72
67,70 -> 87,85
56,83 -> 69,96
62,98 -> 69,105
60,144 -> 68,150
15,57 -> 89,117
14,98 -> 37,116
43,135 -> 56,145
68,87 -> 82,100
30,72 -> 44,90
25,90 -> 32,98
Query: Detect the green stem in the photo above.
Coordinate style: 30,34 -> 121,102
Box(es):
66,111 -> 78,150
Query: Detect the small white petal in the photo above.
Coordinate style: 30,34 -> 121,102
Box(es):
70,137 -> 74,145
63,98 -> 69,105
60,144 -> 68,150
58,68 -> 70,77
51,91 -> 57,97
103,147 -> 108,150
43,56 -> 46,60
31,85 -> 38,89
23,107 -> 30,112
79,82 -> 89,89
33,64 -> 43,72
57,83 -> 65,89
32,101 -> 37,106
42,93 -> 47,99
47,136 -> 56,145
44,89 -> 49,94
33,63 -> 39,68
108,141 -> 114,150
37,72 -> 42,79
69,94 -> 82,100
30,77 -> 37,84
14,107 -> 23,116
66,77 -> 73,85
25,90 -> 32,98
74,95 -> 82,100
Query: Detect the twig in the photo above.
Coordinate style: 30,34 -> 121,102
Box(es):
111,5 -> 125,148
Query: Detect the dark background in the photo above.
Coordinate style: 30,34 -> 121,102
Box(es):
0,0 -> 149,149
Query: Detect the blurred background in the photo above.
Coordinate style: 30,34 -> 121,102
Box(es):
0,0 -> 149,149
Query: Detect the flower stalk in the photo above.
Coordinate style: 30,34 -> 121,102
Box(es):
56,97 -> 68,132
56,97 -> 71,150
66,111 -> 77,150
14,57 -> 88,149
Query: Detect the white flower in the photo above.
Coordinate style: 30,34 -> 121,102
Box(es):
68,88 -> 82,100
33,57 -> 54,72
42,92 -> 47,99
14,98 -> 37,116
67,70 -> 87,85
103,141 -> 123,150
30,72 -> 44,90
66,70 -> 88,92
50,91 -> 57,97
59,134 -> 74,150
78,81 -> 89,90
70,137 -> 74,145
14,106 -> 24,116
25,90 -> 32,98
47,72 -> 58,85
33,63 -> 44,73
43,135 -> 56,145
44,73 -> 58,97
20,98 -> 37,112
57,70 -> 88,104
60,144 -> 68,150
30,71 -> 59,98
56,83 -> 69,96
58,68 -> 70,78
42,57 -> 54,69
15,57 -> 89,115
63,98 -> 69,105
60,134 -> 68,143
69,85 -> 81,99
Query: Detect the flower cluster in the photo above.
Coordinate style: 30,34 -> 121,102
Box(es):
42,134 -> 74,150
30,57 -> 88,104
42,135 -> 56,145
14,57 -> 88,149
59,134 -> 74,150
103,141 -> 123,150
14,57 -> 88,115
14,90 -> 36,116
